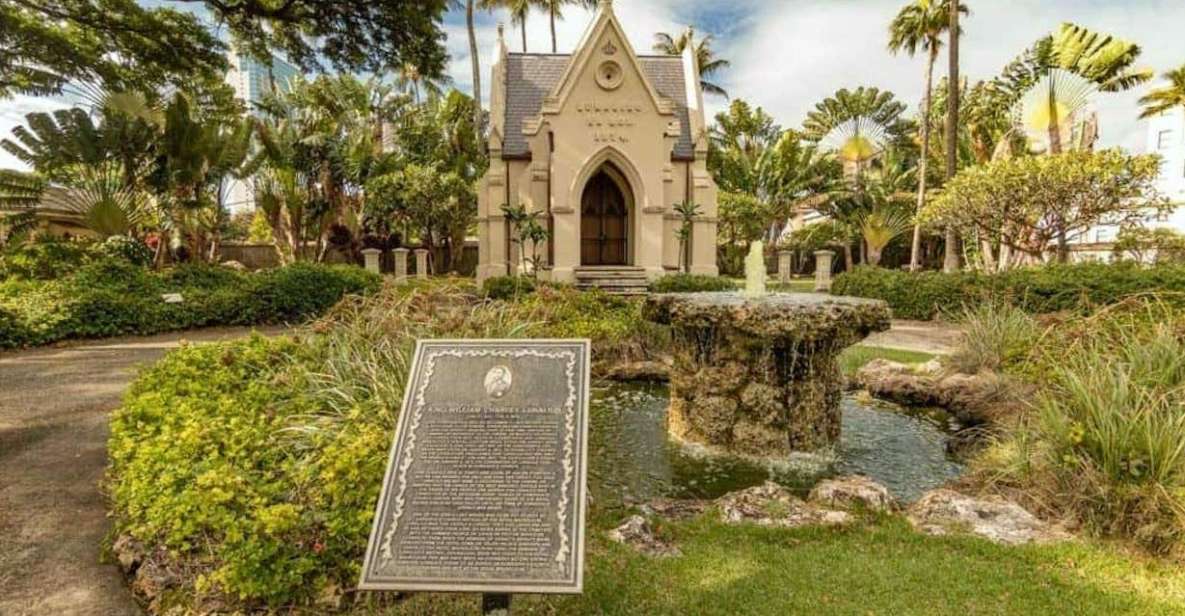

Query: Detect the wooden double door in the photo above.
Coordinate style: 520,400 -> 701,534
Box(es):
580,171 -> 629,266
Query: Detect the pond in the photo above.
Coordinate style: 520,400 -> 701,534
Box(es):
587,382 -> 964,505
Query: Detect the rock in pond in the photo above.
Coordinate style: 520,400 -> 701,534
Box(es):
717,482 -> 852,528
809,475 -> 895,512
855,359 -> 1023,425
907,489 -> 1069,545
608,515 -> 682,557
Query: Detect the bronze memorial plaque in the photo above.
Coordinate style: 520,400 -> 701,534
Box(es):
359,339 -> 591,594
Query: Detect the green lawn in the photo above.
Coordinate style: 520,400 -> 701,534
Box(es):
839,345 -> 936,376
371,513 -> 1185,615
769,279 -> 819,293
724,277 -> 819,294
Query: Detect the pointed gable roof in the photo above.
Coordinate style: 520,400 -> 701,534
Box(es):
498,1 -> 696,160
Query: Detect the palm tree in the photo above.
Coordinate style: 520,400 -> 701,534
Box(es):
1139,65 -> 1185,119
888,0 -> 965,271
1043,23 -> 1150,154
943,0 -> 961,272
537,1 -> 597,54
452,0 -> 488,140
803,87 -> 912,144
2,107 -> 153,239
505,0 -> 533,53
653,27 -> 731,98
803,87 -> 912,181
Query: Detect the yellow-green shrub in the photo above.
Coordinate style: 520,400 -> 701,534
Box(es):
106,281 -> 665,608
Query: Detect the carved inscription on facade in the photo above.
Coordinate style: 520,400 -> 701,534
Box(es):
576,100 -> 643,144
359,340 -> 591,594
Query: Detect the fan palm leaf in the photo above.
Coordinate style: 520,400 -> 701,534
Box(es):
654,27 -> 730,98
1139,66 -> 1185,119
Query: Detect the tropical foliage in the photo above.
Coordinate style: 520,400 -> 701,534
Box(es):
709,100 -> 841,273
922,150 -> 1166,271
888,0 -> 966,270
1139,65 -> 1185,119
653,27 -> 731,98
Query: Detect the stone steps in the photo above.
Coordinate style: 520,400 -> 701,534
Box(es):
574,267 -> 650,296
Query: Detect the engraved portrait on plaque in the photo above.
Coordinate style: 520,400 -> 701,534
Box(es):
358,339 -> 591,594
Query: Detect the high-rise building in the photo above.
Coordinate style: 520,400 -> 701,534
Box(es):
1148,107 -> 1185,213
1069,107 -> 1185,260
224,48 -> 301,213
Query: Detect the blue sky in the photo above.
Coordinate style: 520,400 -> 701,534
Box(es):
3,0 -> 1183,170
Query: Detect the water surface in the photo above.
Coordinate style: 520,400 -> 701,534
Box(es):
587,383 -> 963,505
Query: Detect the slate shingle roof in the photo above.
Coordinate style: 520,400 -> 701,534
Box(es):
502,53 -> 695,161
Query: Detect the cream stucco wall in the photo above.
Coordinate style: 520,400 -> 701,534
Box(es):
476,2 -> 718,284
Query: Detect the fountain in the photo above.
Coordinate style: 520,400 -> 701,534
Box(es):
644,241 -> 891,457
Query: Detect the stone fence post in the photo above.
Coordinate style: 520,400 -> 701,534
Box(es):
778,250 -> 793,284
814,250 -> 835,292
361,248 -> 382,274
414,248 -> 429,280
393,248 -> 410,283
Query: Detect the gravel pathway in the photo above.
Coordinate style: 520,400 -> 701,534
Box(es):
0,327 -> 286,616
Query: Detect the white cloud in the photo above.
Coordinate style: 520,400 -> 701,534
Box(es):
718,0 -> 1185,151
2,0 -> 1180,173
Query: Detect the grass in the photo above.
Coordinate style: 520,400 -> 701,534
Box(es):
946,302 -> 1040,375
839,344 -> 936,376
770,278 -> 819,293
359,513 -> 1185,615
722,277 -> 819,293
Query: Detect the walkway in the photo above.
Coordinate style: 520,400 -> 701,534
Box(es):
0,327 -> 285,616
863,320 -> 964,355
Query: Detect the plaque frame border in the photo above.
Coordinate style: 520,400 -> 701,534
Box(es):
358,339 -> 592,595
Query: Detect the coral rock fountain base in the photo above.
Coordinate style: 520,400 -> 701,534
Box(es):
644,292 -> 891,457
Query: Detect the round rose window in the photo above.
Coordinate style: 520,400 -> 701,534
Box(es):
595,60 -> 624,90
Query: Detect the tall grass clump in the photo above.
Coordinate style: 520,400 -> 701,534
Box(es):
979,297 -> 1185,553
945,302 -> 1041,375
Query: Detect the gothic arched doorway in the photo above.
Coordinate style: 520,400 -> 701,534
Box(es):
580,166 -> 631,266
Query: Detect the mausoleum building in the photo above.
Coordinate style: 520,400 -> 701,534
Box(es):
476,0 -> 719,285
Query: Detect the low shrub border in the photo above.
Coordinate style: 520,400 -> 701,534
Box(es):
648,273 -> 736,293
831,262 -> 1185,320
0,261 -> 381,349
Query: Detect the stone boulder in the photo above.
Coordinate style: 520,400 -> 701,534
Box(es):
717,482 -> 852,528
808,475 -> 895,512
855,359 -> 1022,425
608,515 -> 681,557
220,260 -> 248,272
907,489 -> 1069,545
640,498 -> 708,520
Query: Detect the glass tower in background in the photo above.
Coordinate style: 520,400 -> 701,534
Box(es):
224,48 -> 301,213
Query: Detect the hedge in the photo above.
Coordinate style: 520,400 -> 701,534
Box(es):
0,260 -> 381,349
648,273 -> 736,293
831,262 -> 1185,320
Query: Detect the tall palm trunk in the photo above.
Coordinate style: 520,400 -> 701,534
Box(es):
549,10 -> 558,53
467,0 -> 483,139
910,44 -> 938,271
521,22 -> 528,53
1046,81 -> 1070,262
943,0 -> 961,273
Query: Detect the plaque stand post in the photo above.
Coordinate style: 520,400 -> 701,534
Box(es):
481,593 -> 511,615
